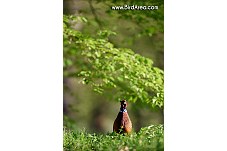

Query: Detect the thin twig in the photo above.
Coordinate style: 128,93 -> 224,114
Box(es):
88,0 -> 103,29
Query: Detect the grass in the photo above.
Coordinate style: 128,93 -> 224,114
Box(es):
63,124 -> 164,151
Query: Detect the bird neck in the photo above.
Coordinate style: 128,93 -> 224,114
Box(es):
120,108 -> 127,112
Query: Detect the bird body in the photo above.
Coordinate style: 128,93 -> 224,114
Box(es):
113,100 -> 132,134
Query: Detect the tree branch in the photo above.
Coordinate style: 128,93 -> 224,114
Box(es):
88,0 -> 103,29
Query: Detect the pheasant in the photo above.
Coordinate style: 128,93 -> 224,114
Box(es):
113,100 -> 132,134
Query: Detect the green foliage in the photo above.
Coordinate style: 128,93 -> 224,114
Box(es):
63,124 -> 164,151
90,0 -> 164,38
63,15 -> 164,108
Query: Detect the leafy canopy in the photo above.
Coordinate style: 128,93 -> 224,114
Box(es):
63,15 -> 164,108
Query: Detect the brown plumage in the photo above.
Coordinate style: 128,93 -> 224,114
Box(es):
113,100 -> 132,134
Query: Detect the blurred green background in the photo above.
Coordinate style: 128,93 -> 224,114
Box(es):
63,0 -> 164,133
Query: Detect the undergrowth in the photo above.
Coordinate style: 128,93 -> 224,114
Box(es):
63,124 -> 164,151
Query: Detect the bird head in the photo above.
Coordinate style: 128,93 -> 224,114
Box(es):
120,100 -> 127,109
